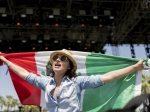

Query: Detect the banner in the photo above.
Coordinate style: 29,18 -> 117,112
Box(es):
0,51 -> 142,112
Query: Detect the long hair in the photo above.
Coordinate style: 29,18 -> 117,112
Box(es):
64,60 -> 77,78
46,59 -> 77,78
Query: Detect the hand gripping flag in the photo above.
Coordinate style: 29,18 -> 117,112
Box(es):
0,51 -> 145,112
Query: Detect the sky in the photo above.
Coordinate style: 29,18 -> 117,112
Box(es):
0,44 -> 149,107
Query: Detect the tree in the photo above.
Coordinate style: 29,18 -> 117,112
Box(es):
4,95 -> 15,112
21,105 -> 41,112
141,74 -> 150,112
142,74 -> 150,94
0,95 -> 5,111
11,99 -> 19,111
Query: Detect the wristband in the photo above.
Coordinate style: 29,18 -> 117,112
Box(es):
7,62 -> 12,67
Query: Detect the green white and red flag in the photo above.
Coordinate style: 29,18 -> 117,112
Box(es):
0,51 -> 144,111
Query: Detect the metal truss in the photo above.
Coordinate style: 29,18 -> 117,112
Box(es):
144,37 -> 150,58
112,0 -> 148,44
130,43 -> 136,58
1,0 -> 150,52
144,44 -> 150,58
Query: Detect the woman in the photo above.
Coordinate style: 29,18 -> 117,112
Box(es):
0,49 -> 145,112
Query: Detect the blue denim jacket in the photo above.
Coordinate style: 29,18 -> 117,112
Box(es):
25,73 -> 104,112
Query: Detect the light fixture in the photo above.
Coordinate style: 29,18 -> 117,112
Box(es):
99,24 -> 103,27
21,14 -> 26,18
81,24 -> 85,27
54,40 -> 58,43
32,46 -> 36,50
30,34 -> 37,40
79,10 -> 86,15
45,47 -> 49,50
17,22 -> 21,26
49,15 -> 54,18
93,16 -> 98,19
38,40 -> 43,43
77,40 -> 81,43
55,23 -> 59,27
2,14 -> 7,17
35,22 -> 39,26
44,35 -> 50,40
8,46 -> 12,50
68,47 -> 71,50
91,40 -> 95,44
53,9 -> 60,15
104,10 -> 111,16
22,40 -> 26,43
110,16 -> 114,19
84,47 -> 87,50
26,8 -> 33,14
67,15 -> 72,19
0,7 -> 6,13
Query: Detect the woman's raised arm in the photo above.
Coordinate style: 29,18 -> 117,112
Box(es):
0,56 -> 29,79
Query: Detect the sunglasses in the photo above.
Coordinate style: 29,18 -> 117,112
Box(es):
52,55 -> 68,62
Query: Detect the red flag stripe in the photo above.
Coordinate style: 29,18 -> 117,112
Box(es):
3,52 -> 41,106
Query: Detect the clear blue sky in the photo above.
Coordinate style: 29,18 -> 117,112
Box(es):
0,44 -> 148,100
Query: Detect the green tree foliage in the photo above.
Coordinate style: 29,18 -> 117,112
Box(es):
142,74 -> 150,94
21,105 -> 41,112
1,95 -> 19,112
0,95 -> 47,111
0,95 -> 5,111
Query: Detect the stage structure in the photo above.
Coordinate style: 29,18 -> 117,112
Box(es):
0,0 -> 149,53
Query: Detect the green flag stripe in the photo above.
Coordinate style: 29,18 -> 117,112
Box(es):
82,53 -> 139,112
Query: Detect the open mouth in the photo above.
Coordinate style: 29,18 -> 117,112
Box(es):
55,63 -> 61,67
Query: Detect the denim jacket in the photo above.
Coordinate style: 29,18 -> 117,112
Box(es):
25,73 -> 104,112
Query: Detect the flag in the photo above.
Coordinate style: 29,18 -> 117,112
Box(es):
0,51 -> 142,112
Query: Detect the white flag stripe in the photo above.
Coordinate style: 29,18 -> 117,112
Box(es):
35,52 -> 51,107
74,55 -> 88,75
134,71 -> 142,97
73,52 -> 90,111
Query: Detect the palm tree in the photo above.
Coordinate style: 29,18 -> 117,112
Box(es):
11,99 -> 19,111
141,74 -> 150,112
142,74 -> 150,94
0,95 -> 5,111
5,95 -> 14,112
0,95 -> 20,112
21,105 -> 40,112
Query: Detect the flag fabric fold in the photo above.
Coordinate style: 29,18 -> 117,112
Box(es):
0,51 -> 143,112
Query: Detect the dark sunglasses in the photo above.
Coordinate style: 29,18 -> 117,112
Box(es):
52,55 -> 68,61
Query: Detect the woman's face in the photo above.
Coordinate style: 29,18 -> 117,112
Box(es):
52,54 -> 70,75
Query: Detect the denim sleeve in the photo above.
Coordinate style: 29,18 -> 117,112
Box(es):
25,73 -> 50,91
75,75 -> 104,90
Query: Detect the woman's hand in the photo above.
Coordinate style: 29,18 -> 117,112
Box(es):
101,59 -> 147,83
0,55 -> 8,65
0,52 -> 29,79
0,52 -> 5,65
133,59 -> 146,71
